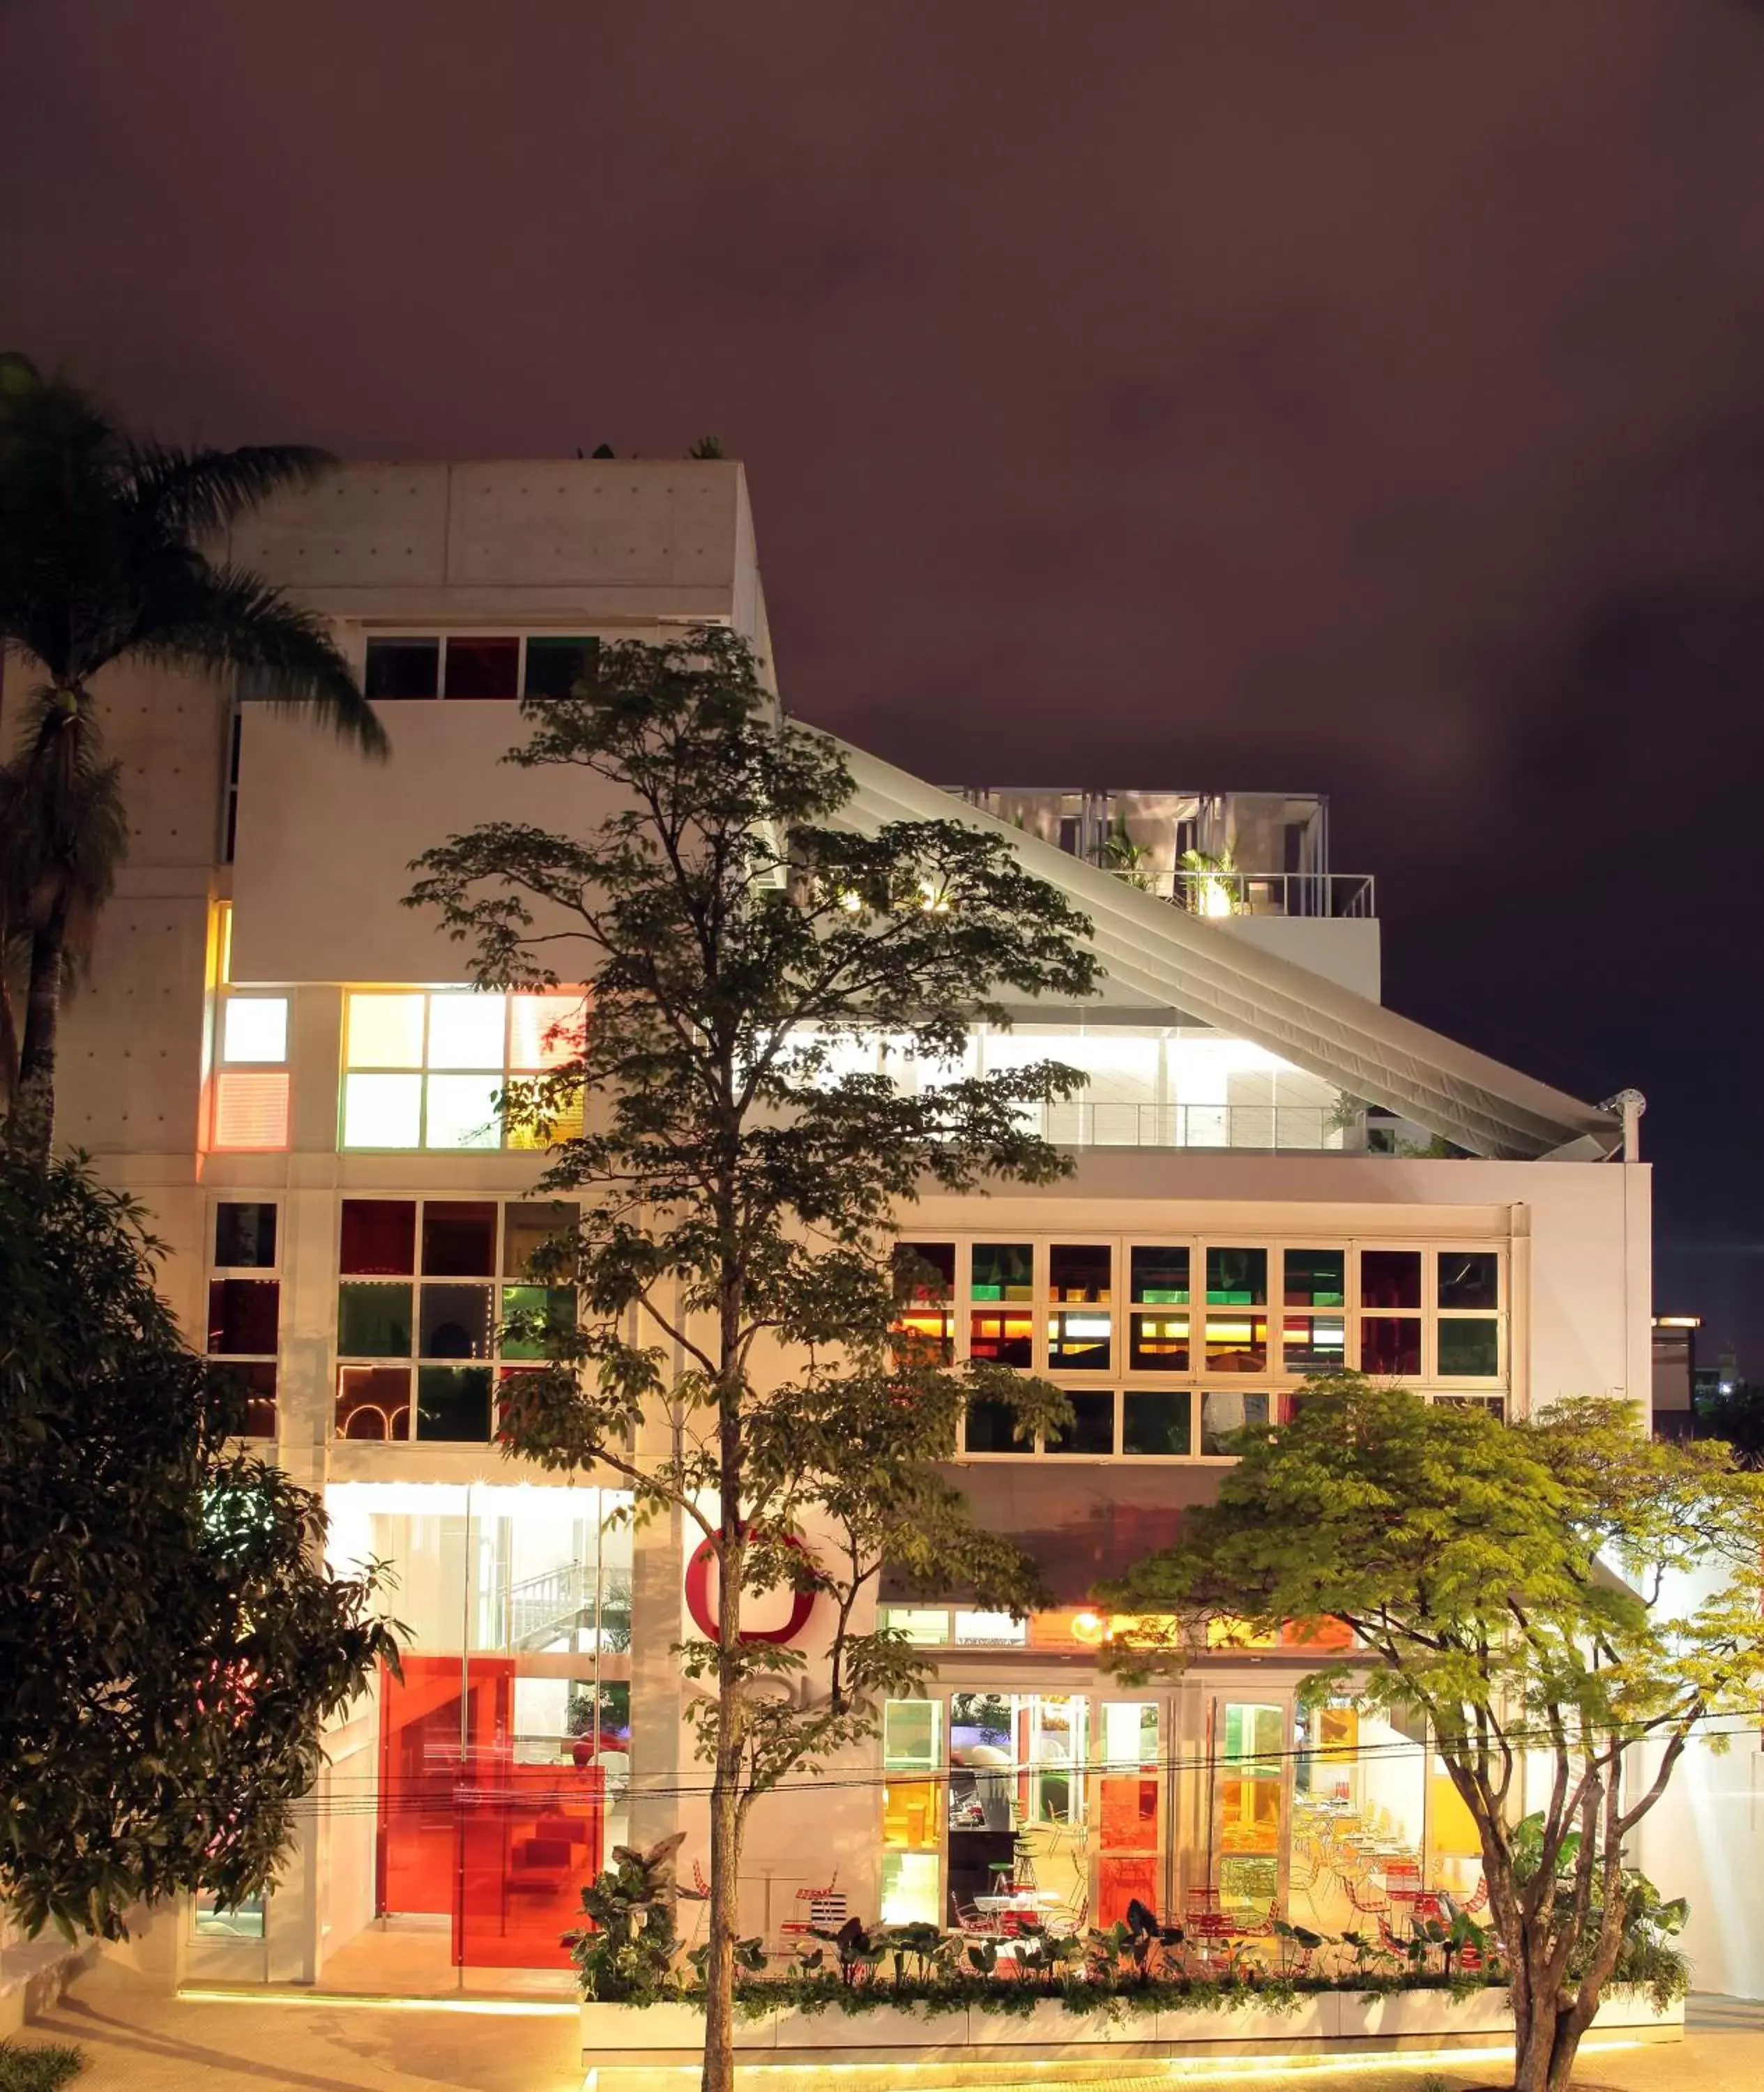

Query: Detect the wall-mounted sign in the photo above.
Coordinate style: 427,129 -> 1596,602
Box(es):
683,1528 -> 816,1646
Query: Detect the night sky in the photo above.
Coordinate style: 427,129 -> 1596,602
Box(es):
6,3 -> 1764,1368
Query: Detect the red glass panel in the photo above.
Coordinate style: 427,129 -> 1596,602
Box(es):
337,1365 -> 412,1440
236,1361 -> 277,1439
1360,1316 -> 1422,1377
1096,1854 -> 1160,1929
208,1277 -> 279,1354
422,1201 -> 499,1277
443,637 -> 519,698
374,1655 -> 605,1968
341,1199 -> 417,1275
457,1759 -> 605,1967
377,1655 -> 513,1918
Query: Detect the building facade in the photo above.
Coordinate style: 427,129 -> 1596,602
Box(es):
3,462 -> 1666,1996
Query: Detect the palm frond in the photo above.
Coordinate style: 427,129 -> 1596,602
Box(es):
126,441 -> 337,540
132,564 -> 388,758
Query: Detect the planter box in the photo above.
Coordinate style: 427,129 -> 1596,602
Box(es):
966,1997 -> 1153,2047
1344,1986 -> 1685,2044
775,2001 -> 967,2049
1155,1998 -> 1333,2047
580,1985 -> 1682,2063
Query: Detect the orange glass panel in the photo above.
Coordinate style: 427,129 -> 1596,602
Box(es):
1099,1774 -> 1157,1849
213,1070 -> 289,1150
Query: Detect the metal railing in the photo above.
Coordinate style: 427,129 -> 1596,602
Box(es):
1109,870 -> 1376,919
495,1559 -> 595,1652
1031,1102 -> 1355,1151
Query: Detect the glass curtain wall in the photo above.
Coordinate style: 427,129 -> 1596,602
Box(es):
323,1483 -> 631,1971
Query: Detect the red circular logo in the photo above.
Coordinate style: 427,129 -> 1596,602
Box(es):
683,1529 -> 817,1645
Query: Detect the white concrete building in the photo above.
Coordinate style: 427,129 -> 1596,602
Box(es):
2,462 -> 1664,1999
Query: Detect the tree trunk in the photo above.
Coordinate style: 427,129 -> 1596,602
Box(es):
701,1727 -> 743,2092
13,886 -> 70,1157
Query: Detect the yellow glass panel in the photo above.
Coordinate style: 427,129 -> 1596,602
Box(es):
506,1089 -> 585,1149
882,1779 -> 939,1851
346,993 -> 426,1069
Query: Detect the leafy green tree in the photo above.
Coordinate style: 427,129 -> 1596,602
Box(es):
0,1138 -> 399,1941
1109,1377 -> 1764,2092
408,626 -> 1097,2092
0,351 -> 388,1149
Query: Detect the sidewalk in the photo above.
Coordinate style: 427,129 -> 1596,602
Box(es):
15,1964 -> 1764,2092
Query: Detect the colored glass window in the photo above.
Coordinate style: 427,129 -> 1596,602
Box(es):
1361,1316 -> 1422,1376
1123,1388 -> 1192,1455
1282,1314 -> 1346,1373
523,636 -> 599,699
971,1242 -> 1033,1301
968,1310 -> 1032,1366
442,636 -> 519,697
1130,1245 -> 1189,1304
1129,1313 -> 1189,1370
426,994 -> 506,1069
1047,1310 -> 1111,1371
503,1202 -> 576,1279
364,637 -> 439,699
508,993 -> 584,1070
337,1282 -> 413,1357
499,1286 -> 576,1360
222,996 -> 287,1063
340,1199 -> 416,1275
1283,1248 -> 1345,1308
336,1365 -> 411,1439
215,1201 -> 277,1268
1201,1388 -> 1270,1454
208,1278 -> 278,1356
418,1365 -> 494,1440
227,1361 -> 278,1440
964,1397 -> 1021,1453
342,1072 -> 423,1148
422,1202 -> 498,1276
213,1070 -> 289,1149
1438,1252 -> 1499,1310
420,1284 -> 495,1359
1206,1313 -> 1268,1372
1438,1319 -> 1500,1377
423,1074 -> 503,1149
1047,1387 -> 1115,1454
1049,1243 -> 1110,1302
1206,1247 -> 1266,1305
1361,1250 -> 1422,1309
346,993 -> 427,1068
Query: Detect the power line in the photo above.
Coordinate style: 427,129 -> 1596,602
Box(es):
279,1708 -> 1764,1819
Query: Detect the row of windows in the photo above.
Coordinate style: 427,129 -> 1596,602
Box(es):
364,632 -> 600,702
211,990 -> 587,1153
957,1383 -> 1504,1460
894,1240 -> 1505,1384
208,1197 -> 581,1445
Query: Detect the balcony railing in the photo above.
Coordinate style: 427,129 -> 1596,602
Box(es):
1109,869 -> 1376,919
1031,1102 -> 1354,1150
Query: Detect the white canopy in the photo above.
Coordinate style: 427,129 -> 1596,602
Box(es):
829,737 -> 1620,1162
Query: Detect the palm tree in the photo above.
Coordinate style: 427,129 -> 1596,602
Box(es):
0,352 -> 388,1149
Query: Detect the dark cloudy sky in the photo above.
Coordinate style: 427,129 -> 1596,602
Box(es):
6,1 -> 1764,1367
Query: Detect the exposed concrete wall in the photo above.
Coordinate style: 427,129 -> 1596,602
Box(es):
231,460 -> 763,631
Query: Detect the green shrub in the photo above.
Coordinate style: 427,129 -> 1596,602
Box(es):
0,2042 -> 85,2092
